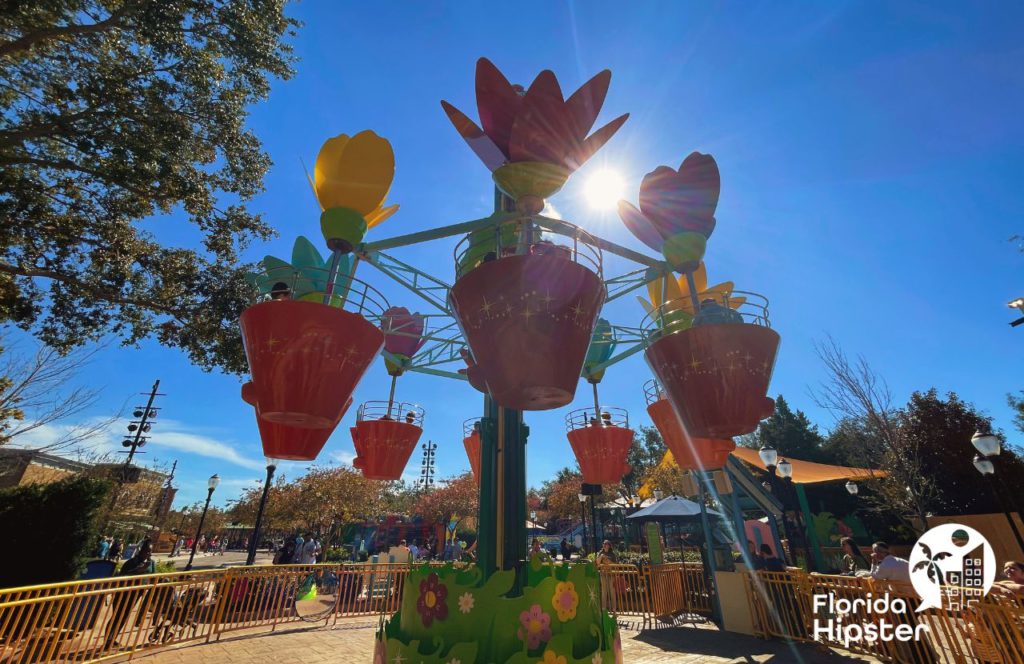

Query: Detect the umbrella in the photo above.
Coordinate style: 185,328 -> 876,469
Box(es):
626,495 -> 722,521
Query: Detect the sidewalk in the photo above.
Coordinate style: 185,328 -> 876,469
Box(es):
129,619 -> 880,664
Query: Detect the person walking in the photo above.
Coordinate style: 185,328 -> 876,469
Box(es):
97,536 -> 110,559
103,540 -> 155,650
292,534 -> 305,563
300,536 -> 319,564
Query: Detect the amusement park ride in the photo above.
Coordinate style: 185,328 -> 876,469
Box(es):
238,58 -> 780,664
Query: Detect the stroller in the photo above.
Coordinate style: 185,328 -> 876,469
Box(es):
148,587 -> 209,644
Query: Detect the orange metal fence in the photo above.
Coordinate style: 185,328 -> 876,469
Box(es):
597,562 -> 713,624
0,563 -> 414,664
0,561 -> 718,663
744,570 -> 1024,663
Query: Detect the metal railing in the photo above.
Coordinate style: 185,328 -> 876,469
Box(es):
0,563 -> 416,664
744,570 -> 1024,663
248,266 -> 391,320
639,290 -> 771,343
565,407 -> 630,432
597,562 -> 713,626
453,217 -> 603,280
355,401 -> 425,426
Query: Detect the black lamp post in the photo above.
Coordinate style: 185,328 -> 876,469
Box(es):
775,458 -> 814,570
578,492 -> 588,554
185,474 -> 220,571
971,429 -> 1024,555
246,458 -> 279,566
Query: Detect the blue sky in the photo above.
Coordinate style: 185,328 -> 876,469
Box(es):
10,2 -> 1024,507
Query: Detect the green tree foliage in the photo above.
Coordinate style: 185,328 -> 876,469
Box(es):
0,1 -> 298,373
0,475 -> 110,587
746,395 -> 829,462
1007,391 -> 1024,435
902,389 -> 1021,515
621,425 -> 666,500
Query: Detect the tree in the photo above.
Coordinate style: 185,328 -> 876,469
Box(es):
742,395 -> 828,462
621,425 -> 666,501
1007,392 -> 1024,435
0,475 -> 110,586
0,333 -> 112,449
901,389 -> 1022,515
414,473 -> 478,543
0,1 -> 298,373
542,471 -> 586,524
814,336 -> 934,534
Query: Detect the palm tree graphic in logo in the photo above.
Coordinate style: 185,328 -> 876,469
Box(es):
913,543 -> 952,585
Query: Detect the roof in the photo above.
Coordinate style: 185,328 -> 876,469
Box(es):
730,447 -> 884,484
625,495 -> 723,520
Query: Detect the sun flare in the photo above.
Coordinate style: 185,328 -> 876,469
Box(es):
583,169 -> 626,210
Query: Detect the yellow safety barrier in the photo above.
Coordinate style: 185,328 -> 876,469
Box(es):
744,570 -> 1024,663
597,562 -> 712,626
0,563 -> 416,664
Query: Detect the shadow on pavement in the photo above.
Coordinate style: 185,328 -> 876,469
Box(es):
630,626 -> 877,663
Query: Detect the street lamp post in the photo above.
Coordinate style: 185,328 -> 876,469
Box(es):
246,458 -> 279,566
578,493 -> 588,554
971,429 -> 1024,555
185,474 -> 220,571
776,459 -> 814,570
590,495 -> 600,554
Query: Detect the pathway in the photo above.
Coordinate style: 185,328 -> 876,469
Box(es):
128,619 -> 880,664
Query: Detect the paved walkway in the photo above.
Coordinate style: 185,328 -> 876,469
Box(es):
129,620 -> 879,664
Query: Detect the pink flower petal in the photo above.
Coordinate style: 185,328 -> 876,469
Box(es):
508,70 -> 571,165
563,70 -> 612,144
568,112 -> 628,170
617,200 -> 664,251
475,58 -> 522,159
441,100 -> 507,171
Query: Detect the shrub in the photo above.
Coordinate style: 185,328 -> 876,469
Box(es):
0,475 -> 110,587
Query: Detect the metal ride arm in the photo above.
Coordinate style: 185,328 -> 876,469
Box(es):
356,209 -> 672,382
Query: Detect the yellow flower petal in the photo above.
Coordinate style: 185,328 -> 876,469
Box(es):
366,203 -> 399,229
314,130 -> 395,215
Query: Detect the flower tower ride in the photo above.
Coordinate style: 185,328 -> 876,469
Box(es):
351,307 -> 428,479
239,132 -> 397,461
621,154 -> 780,444
566,319 -> 633,483
442,58 -> 628,410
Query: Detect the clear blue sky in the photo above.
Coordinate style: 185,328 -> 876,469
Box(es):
11,2 -> 1024,508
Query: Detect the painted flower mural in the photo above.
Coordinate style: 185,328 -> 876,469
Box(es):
517,603 -> 552,650
416,573 -> 449,627
457,591 -> 475,614
551,581 -> 579,622
540,650 -> 568,664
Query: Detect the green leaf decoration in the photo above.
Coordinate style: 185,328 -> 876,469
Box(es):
582,318 -> 616,381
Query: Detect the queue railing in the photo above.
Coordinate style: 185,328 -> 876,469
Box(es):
744,570 -> 1024,663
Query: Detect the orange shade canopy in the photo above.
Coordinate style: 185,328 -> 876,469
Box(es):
730,447 -> 885,484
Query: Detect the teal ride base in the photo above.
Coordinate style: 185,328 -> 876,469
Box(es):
373,558 -> 622,664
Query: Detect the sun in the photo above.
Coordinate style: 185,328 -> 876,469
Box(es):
582,168 -> 626,210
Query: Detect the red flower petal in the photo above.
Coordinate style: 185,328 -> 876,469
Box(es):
476,58 -> 522,159
564,69 -> 611,146
639,165 -> 687,238
568,112 -> 628,170
508,69 -> 571,165
441,100 -> 507,171
617,200 -> 664,251
677,151 -> 720,220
